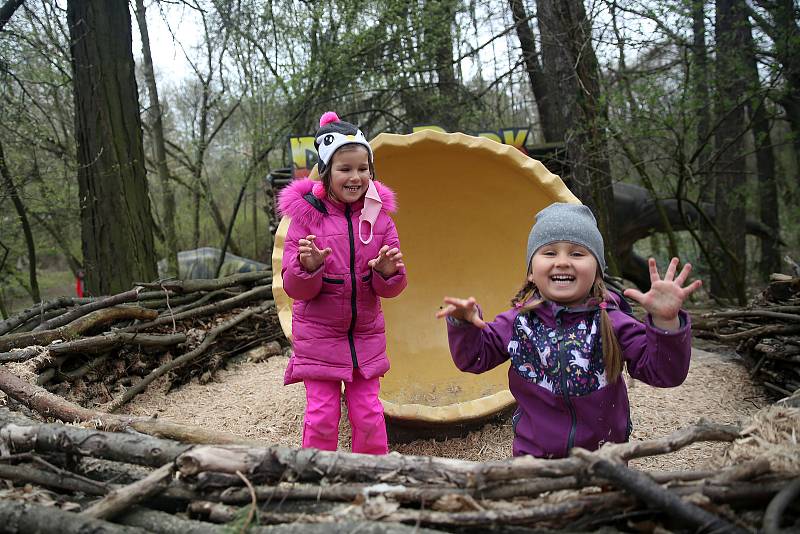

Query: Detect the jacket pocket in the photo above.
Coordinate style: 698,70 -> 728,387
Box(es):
303,275 -> 346,327
357,271 -> 379,325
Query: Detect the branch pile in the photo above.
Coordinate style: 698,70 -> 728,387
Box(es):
0,271 -> 284,412
693,274 -> 800,402
0,392 -> 797,533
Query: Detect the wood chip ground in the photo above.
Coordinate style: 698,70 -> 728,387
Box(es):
121,343 -> 769,471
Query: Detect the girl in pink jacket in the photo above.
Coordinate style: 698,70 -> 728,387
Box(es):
278,112 -> 407,454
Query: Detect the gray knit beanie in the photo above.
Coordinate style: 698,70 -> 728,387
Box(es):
526,203 -> 606,272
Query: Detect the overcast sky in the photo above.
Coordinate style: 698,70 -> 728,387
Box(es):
132,1 -> 200,85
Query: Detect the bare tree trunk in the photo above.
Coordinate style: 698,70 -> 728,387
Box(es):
133,0 -> 179,278
508,0 -> 560,142
764,0 -> 800,157
712,0 -> 749,304
67,0 -> 158,295
740,7 -> 781,278
0,138 -> 40,303
537,0 -> 618,275
422,0 -> 461,131
691,0 -> 713,185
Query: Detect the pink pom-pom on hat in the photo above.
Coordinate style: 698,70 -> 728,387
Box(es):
319,111 -> 339,127
312,182 -> 326,199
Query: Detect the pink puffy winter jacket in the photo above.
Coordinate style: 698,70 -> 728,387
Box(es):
278,179 -> 407,384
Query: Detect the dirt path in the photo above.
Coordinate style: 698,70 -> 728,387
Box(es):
122,343 -> 767,469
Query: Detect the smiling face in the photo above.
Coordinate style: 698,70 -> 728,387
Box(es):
326,145 -> 372,204
529,241 -> 599,307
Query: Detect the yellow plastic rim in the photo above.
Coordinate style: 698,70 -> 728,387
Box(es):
272,129 -> 579,425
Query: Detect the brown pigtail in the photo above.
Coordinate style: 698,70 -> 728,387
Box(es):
511,280 -> 544,313
594,279 -> 623,383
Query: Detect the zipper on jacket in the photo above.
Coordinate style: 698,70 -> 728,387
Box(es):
555,310 -> 578,455
345,204 -> 358,369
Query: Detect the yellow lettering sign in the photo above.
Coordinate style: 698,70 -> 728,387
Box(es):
500,128 -> 529,152
476,131 -> 502,143
289,136 -> 317,178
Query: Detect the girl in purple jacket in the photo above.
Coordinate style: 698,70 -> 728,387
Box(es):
278,112 -> 407,454
437,203 -> 702,458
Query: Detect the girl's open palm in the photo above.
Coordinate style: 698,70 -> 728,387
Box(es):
368,245 -> 404,277
436,296 -> 487,329
298,235 -> 332,272
623,257 -> 702,329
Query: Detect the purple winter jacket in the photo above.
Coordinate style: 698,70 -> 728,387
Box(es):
447,296 -> 692,458
278,179 -> 407,384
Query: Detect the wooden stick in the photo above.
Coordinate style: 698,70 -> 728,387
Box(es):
705,310 -> 800,322
0,306 -> 158,352
574,449 -> 747,534
106,302 -> 272,412
82,462 -> 175,520
718,324 -> 800,341
134,271 -> 271,293
115,506 -> 223,534
762,478 -> 800,534
0,345 -> 46,363
159,289 -> 238,316
0,296 -> 92,336
175,422 -> 740,488
0,462 -> 109,495
119,287 -> 273,333
382,490 -> 631,527
33,288 -> 143,332
1,423 -> 190,467
0,499 -> 149,533
48,332 -> 186,355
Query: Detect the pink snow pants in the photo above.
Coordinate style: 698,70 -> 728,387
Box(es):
302,372 -> 388,454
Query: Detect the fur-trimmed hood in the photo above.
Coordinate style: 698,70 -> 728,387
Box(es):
277,179 -> 397,227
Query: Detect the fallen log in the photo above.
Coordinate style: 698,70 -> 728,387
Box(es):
196,469 -> 720,505
574,448 -> 747,534
0,499 -> 149,534
134,271 -> 272,293
114,506 -> 223,534
116,506 -> 223,534
159,289 -> 239,317
719,324 -> 800,342
119,287 -> 272,333
0,367 -> 262,444
763,478 -> 800,534
48,332 -> 187,355
0,296 -> 92,336
0,462 -> 110,495
137,292 -> 205,310
82,462 -> 175,520
0,306 -> 159,352
175,421 -> 741,488
0,345 -> 45,363
33,288 -> 143,332
0,423 -> 190,467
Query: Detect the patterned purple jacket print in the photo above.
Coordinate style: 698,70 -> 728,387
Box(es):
278,179 -> 407,384
447,296 -> 692,458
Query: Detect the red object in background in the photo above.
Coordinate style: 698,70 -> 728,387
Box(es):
76,270 -> 85,298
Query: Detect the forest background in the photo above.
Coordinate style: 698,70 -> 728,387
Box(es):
0,0 -> 798,315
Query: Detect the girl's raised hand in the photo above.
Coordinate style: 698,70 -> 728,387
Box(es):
298,235 -> 331,272
436,296 -> 487,329
368,245 -> 404,277
623,257 -> 702,331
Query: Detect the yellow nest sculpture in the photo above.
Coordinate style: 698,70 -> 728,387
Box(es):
272,130 -> 578,438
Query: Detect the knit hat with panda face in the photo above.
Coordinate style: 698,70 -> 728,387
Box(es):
313,111 -> 373,175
